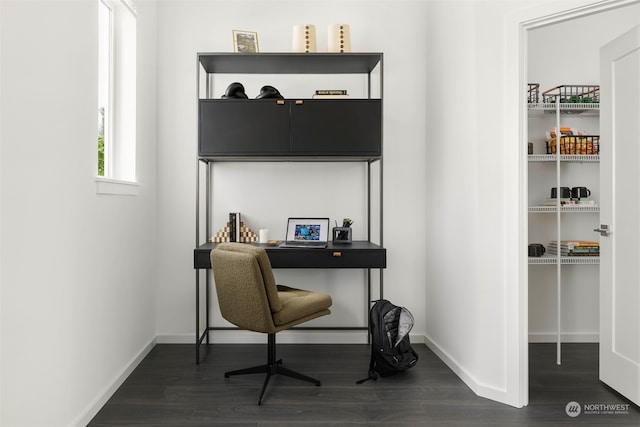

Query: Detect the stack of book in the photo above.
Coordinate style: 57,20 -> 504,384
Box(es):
547,240 -> 599,256
541,198 -> 597,206
209,212 -> 258,243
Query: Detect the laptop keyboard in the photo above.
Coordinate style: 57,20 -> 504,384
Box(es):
280,241 -> 327,248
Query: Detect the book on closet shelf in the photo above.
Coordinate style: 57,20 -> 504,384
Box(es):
547,241 -> 599,249
547,249 -> 599,256
541,198 -> 571,206
555,240 -> 599,247
547,242 -> 600,249
547,240 -> 600,256
548,249 -> 599,256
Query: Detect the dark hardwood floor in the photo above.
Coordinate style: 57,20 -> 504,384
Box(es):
89,342 -> 639,426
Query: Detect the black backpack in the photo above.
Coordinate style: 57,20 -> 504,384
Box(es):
357,299 -> 419,383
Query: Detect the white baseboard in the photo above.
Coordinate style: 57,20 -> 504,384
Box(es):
156,334 -> 198,344
71,337 -> 157,427
409,333 -> 425,344
422,332 -> 600,409
423,334 -> 512,407
528,332 -> 599,343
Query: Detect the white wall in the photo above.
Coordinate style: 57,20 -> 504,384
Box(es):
527,5 -> 640,342
422,0 -> 548,404
0,1 -> 158,426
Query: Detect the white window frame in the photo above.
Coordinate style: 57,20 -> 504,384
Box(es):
97,0 -> 138,195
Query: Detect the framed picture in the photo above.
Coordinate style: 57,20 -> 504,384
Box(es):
232,30 -> 259,53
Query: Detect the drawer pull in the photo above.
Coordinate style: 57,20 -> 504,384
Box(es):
332,252 -> 342,257
276,99 -> 285,105
295,99 -> 304,105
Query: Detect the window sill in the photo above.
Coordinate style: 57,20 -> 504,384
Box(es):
95,177 -> 140,196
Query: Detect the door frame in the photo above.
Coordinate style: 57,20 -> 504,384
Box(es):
507,0 -> 640,408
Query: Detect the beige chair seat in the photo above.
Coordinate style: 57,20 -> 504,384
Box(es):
273,285 -> 332,328
210,242 -> 332,405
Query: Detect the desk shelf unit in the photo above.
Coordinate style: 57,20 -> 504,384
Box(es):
194,53 -> 385,363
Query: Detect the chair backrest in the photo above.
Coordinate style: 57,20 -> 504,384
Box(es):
210,243 -> 282,333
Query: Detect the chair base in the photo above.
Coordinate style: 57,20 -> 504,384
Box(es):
224,333 -> 321,405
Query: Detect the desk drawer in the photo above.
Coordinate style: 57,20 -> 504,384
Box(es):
193,242 -> 386,270
268,248 -> 386,269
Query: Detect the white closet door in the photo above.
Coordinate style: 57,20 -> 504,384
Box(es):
599,25 -> 640,406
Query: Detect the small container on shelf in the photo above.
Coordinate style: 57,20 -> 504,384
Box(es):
332,227 -> 352,244
542,84 -> 600,104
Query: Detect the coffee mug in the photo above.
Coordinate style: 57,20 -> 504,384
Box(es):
571,186 -> 591,199
551,187 -> 571,199
528,243 -> 545,257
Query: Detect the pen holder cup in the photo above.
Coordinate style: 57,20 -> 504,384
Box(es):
332,227 -> 352,244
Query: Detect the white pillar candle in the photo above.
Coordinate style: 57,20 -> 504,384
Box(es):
292,24 -> 317,52
259,229 -> 269,243
328,24 -> 351,52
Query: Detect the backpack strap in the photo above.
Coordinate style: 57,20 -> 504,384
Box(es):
356,355 -> 377,383
356,341 -> 378,384
356,299 -> 381,384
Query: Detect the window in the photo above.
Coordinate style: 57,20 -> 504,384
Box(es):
98,0 -> 111,177
97,0 -> 137,193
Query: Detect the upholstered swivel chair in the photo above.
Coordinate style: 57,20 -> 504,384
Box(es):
210,242 -> 332,405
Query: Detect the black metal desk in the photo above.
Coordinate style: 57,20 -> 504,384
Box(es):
193,241 -> 386,363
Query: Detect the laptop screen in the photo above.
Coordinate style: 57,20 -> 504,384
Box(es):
285,218 -> 330,242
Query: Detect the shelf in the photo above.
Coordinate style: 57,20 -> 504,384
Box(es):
198,155 -> 382,162
529,255 -> 600,265
194,52 -> 386,363
194,241 -> 386,269
528,154 -> 599,162
528,102 -> 599,115
527,87 -> 600,365
529,205 -> 599,213
198,52 -> 382,75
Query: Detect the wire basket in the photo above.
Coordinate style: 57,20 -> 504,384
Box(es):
542,85 -> 599,104
546,135 -> 599,155
528,83 -> 540,103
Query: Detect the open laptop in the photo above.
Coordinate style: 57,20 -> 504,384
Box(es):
279,217 -> 330,248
